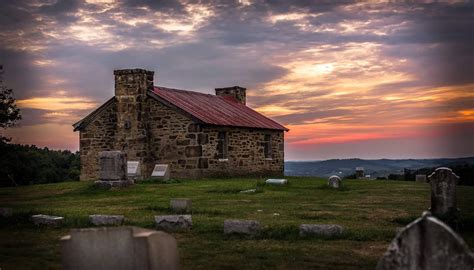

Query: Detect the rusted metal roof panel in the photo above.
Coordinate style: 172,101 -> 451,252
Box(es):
151,86 -> 288,131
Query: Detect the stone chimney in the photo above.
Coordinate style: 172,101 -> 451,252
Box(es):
113,68 -> 154,178
215,86 -> 246,105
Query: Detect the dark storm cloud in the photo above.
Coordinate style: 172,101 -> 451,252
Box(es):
0,0 -> 473,149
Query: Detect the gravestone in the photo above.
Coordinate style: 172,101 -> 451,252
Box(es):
155,215 -> 192,231
299,224 -> 344,237
376,212 -> 474,270
355,167 -> 364,179
151,164 -> 170,181
416,174 -> 427,183
61,226 -> 180,270
89,215 -> 124,226
170,198 -> 192,213
127,161 -> 141,180
31,214 -> 64,227
95,151 -> 133,188
328,175 -> 342,188
0,207 -> 12,217
427,167 -> 459,218
265,179 -> 288,185
223,219 -> 262,236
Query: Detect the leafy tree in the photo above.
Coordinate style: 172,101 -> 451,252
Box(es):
0,65 -> 22,142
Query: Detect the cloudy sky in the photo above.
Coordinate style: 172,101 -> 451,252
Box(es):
1,0 -> 473,160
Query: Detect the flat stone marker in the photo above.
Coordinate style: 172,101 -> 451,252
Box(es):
224,219 -> 262,236
127,161 -> 141,179
427,167 -> 459,218
61,226 -> 180,270
416,174 -> 427,183
170,198 -> 192,213
299,224 -> 344,237
376,212 -> 474,270
155,215 -> 192,231
89,215 -> 124,226
265,179 -> 288,185
151,164 -> 170,181
328,175 -> 342,188
31,214 -> 64,227
0,207 -> 12,217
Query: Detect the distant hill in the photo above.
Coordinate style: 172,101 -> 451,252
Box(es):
284,157 -> 474,180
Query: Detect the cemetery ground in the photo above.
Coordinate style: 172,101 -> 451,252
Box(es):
1,177 -> 473,270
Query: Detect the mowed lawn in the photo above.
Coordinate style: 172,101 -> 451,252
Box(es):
1,177 -> 473,270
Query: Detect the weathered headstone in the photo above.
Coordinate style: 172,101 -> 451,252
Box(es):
355,167 -> 364,179
61,226 -> 180,270
95,151 -> 133,188
155,215 -> 192,231
31,214 -> 64,227
376,212 -> 474,270
299,224 -> 344,237
89,215 -> 124,226
223,219 -> 262,236
427,167 -> 459,218
151,164 -> 170,181
170,198 -> 192,213
416,174 -> 427,183
127,161 -> 141,180
328,175 -> 342,188
265,179 -> 288,185
0,207 -> 12,217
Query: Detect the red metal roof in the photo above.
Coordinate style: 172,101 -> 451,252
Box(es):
151,86 -> 288,131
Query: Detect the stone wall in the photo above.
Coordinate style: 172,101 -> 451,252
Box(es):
147,100 -> 284,178
79,104 -> 117,180
79,95 -> 285,180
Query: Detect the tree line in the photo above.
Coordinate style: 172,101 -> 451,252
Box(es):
0,142 -> 80,187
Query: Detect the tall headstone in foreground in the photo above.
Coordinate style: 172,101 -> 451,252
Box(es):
376,212 -> 474,270
95,151 -> 133,188
328,175 -> 342,188
427,167 -> 459,218
61,227 -> 180,270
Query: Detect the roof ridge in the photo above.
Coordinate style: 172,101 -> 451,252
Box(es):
154,86 -> 215,97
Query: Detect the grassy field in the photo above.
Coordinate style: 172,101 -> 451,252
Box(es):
0,177 -> 473,270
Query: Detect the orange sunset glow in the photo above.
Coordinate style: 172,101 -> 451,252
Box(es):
1,0 -> 473,160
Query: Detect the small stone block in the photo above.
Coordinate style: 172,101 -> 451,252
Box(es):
0,207 -> 12,217
265,179 -> 288,185
89,215 -> 124,226
155,215 -> 192,231
224,219 -> 262,235
299,224 -> 344,237
31,214 -> 64,227
415,174 -> 427,183
170,199 -> 192,213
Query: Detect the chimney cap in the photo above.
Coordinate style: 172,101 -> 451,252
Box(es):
215,86 -> 246,91
113,68 -> 154,76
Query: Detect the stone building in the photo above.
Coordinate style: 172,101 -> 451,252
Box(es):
73,69 -> 288,180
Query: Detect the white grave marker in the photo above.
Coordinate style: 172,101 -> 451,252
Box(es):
151,164 -> 170,181
127,161 -> 140,178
